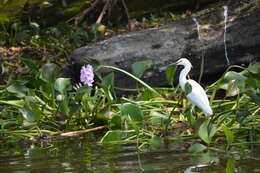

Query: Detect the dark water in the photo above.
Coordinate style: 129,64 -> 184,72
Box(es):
1,135 -> 260,173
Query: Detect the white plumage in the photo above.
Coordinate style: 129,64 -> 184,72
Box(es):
174,58 -> 213,116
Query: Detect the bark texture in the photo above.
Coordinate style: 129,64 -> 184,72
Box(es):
69,2 -> 260,88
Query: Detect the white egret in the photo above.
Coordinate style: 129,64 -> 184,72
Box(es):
171,58 -> 213,116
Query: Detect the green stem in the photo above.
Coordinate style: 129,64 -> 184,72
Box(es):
101,65 -> 160,96
198,53 -> 205,83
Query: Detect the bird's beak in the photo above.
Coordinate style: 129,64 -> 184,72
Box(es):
168,62 -> 177,66
159,62 -> 177,72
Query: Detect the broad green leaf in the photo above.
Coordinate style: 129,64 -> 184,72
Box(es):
166,65 -> 177,86
208,123 -> 217,139
246,90 -> 260,105
21,106 -> 40,122
149,111 -> 169,126
150,136 -> 164,149
223,125 -> 234,145
184,82 -> 192,95
198,120 -> 210,144
226,158 -> 235,173
54,78 -> 71,94
247,62 -> 260,74
100,130 -> 125,143
226,80 -> 240,97
245,77 -> 260,90
140,88 -> 158,100
101,72 -> 114,87
188,143 -> 207,153
110,114 -> 122,129
41,63 -> 58,82
219,71 -> 246,89
120,103 -> 143,121
131,60 -> 153,78
6,84 -> 28,98
219,71 -> 246,96
127,116 -> 140,133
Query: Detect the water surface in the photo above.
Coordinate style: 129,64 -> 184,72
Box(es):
1,134 -> 260,173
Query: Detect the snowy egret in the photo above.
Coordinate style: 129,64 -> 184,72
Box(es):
170,58 -> 213,116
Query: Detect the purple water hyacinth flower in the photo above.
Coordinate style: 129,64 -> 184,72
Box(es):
80,64 -> 94,87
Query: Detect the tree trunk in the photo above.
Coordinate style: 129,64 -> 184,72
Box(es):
69,1 -> 260,88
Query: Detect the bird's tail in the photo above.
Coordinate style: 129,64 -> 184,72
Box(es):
204,106 -> 213,116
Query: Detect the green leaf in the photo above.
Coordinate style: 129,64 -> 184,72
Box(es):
226,80 -> 240,97
245,77 -> 260,90
208,123 -> 217,139
247,62 -> 260,74
110,114 -> 122,129
150,136 -> 164,149
198,120 -> 217,145
184,82 -> 192,95
246,90 -> 260,105
131,60 -> 153,78
101,72 -> 114,87
188,143 -> 207,153
219,71 -> 246,96
6,84 -> 28,98
100,130 -> 125,143
198,120 -> 210,144
54,78 -> 71,94
226,158 -> 235,173
40,63 -> 58,82
166,65 -> 177,86
120,103 -> 143,121
223,125 -> 234,145
149,111 -> 169,126
21,106 -> 40,122
140,88 -> 158,100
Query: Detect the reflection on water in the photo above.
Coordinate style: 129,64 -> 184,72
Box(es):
1,135 -> 260,173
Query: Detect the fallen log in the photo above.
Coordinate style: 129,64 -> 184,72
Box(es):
69,1 -> 260,89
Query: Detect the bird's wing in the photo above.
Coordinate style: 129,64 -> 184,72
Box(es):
186,80 -> 212,115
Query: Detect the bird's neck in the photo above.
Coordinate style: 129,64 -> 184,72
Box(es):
179,65 -> 191,89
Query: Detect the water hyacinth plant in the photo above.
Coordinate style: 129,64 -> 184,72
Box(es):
0,58 -> 259,153
80,64 -> 94,87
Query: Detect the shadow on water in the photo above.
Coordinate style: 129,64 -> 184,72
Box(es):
1,134 -> 260,173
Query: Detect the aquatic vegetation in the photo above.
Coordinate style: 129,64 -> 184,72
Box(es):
0,18 -> 259,151
1,57 -> 259,153
80,64 -> 94,87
